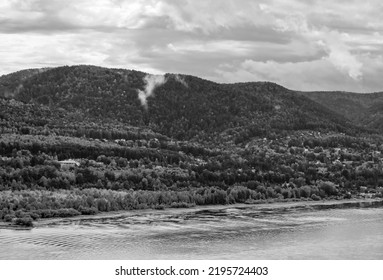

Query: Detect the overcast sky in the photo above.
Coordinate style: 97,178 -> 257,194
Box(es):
1,0 -> 383,92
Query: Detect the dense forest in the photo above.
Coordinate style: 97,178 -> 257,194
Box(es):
0,65 -> 364,141
302,90 -> 383,131
1,65 -> 383,227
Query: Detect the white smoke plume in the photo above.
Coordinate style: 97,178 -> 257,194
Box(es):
173,74 -> 188,88
137,74 -> 167,109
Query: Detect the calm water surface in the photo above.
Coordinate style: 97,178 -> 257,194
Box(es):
1,200 -> 383,259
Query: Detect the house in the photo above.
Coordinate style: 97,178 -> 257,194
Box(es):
59,159 -> 80,169
343,160 -> 354,166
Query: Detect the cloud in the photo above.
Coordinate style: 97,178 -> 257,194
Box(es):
323,38 -> 363,80
215,59 -> 363,92
0,0 -> 382,92
269,11 -> 364,81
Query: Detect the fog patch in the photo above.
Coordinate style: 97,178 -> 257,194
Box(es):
137,74 -> 167,109
172,74 -> 188,88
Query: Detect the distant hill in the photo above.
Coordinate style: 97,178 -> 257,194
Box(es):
301,91 -> 383,132
0,65 -> 366,143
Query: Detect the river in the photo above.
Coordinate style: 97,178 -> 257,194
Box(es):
1,199 -> 383,259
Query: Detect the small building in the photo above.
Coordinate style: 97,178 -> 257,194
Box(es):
59,159 -> 80,170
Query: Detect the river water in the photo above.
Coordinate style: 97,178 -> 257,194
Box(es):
1,200 -> 383,259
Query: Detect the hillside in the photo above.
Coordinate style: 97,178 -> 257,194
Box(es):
0,65 -> 361,143
1,65 -> 383,226
301,91 -> 383,132
0,68 -> 50,98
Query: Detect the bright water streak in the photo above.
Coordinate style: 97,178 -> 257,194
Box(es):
1,202 -> 383,259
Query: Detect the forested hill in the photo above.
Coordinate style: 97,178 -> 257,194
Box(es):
2,65 -> 383,226
0,65 -> 364,142
301,91 -> 383,132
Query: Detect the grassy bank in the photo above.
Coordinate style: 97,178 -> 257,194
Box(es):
2,185 -> 380,227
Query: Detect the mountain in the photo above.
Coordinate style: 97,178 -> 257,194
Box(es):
2,65 -> 383,225
0,65 -> 362,143
301,91 -> 383,132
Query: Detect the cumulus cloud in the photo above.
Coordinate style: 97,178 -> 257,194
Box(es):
324,40 -> 363,80
0,0 -> 382,92
216,58 -> 363,92
269,12 -> 364,80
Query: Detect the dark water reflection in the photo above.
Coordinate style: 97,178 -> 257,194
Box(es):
1,200 -> 383,259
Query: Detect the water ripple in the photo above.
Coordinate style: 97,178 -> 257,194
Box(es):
1,201 -> 383,259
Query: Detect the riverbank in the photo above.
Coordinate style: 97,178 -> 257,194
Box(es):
2,183 -> 373,228
1,197 -> 380,229
2,197 -> 383,260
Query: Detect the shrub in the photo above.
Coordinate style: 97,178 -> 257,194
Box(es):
281,189 -> 292,199
34,208 -> 81,218
229,185 -> 251,203
4,214 -> 16,222
300,186 -> 312,198
311,194 -> 321,201
14,217 -> 34,227
154,204 -> 165,210
319,181 -> 338,196
29,212 -> 40,220
170,202 -> 195,208
56,208 -> 81,217
266,187 -> 276,199
34,209 -> 55,219
78,206 -> 98,215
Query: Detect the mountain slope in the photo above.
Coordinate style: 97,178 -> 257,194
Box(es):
0,65 -> 363,142
301,91 -> 383,132
0,68 -> 49,98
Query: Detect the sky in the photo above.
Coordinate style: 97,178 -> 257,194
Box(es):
1,0 -> 383,92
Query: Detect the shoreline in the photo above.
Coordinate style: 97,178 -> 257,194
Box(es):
1,197 -> 382,230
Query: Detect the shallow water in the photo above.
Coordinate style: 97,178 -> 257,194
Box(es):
1,201 -> 383,259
